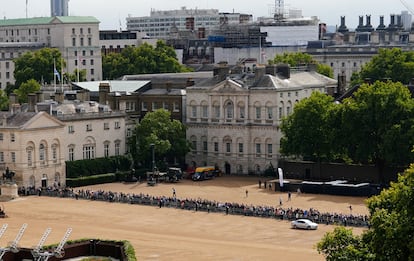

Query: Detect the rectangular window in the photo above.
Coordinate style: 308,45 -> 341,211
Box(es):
10,133 -> 15,142
90,59 -> 94,65
115,121 -> 120,129
0,133 -> 3,140
202,105 -> 208,118
104,144 -> 109,157
68,125 -> 74,133
91,68 -> 94,75
239,107 -> 245,119
214,142 -> 218,152
0,152 -> 4,162
88,37 -> 92,46
142,101 -> 147,111
11,152 -> 15,163
173,102 -> 179,112
104,122 -> 109,130
267,107 -> 273,119
226,143 -> 231,153
115,142 -> 120,156
192,140 -> 197,151
203,141 -> 208,151
238,143 -> 244,153
214,106 -> 220,118
256,143 -> 261,155
69,147 -> 74,161
27,150 -> 32,166
278,107 -> 283,119
80,38 -> 84,46
191,106 -> 197,118
256,107 -> 261,119
72,38 -> 76,46
52,147 -> 57,163
86,124 -> 92,131
83,145 -> 95,159
267,144 -> 273,157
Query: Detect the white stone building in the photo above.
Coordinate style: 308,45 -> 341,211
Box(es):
0,110 -> 66,188
185,65 -> 337,175
0,16 -> 103,89
126,7 -> 252,39
37,99 -> 127,162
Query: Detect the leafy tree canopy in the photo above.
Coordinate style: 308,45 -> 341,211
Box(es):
0,89 -> 8,111
318,163 -> 414,261
352,48 -> 414,85
13,48 -> 64,87
341,81 -> 414,168
129,109 -> 191,169
13,79 -> 41,103
103,40 -> 192,79
269,52 -> 334,78
280,91 -> 337,161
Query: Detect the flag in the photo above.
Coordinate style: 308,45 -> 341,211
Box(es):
54,68 -> 61,82
278,168 -> 284,188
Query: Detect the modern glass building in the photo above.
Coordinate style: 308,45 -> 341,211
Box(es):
51,0 -> 69,17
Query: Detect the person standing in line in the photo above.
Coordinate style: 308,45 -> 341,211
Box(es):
279,197 -> 283,206
172,187 -> 176,197
245,189 -> 248,197
288,191 -> 291,201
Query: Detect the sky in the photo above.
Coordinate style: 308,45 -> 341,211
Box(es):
2,0 -> 410,30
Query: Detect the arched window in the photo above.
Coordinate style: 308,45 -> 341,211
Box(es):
225,100 -> 233,119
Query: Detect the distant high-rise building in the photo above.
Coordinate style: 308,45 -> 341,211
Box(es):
51,0 -> 69,16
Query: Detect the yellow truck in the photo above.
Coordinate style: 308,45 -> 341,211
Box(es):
192,166 -> 221,181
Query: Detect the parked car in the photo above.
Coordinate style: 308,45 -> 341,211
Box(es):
291,219 -> 318,230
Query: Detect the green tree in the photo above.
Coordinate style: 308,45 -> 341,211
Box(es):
340,81 -> 414,180
363,163 -> 414,261
352,48 -> 414,86
269,52 -> 334,78
0,89 -> 8,111
13,48 -> 64,87
103,40 -> 191,79
13,79 -> 41,103
317,226 -> 374,261
317,163 -> 414,261
129,109 -> 191,169
280,91 -> 338,161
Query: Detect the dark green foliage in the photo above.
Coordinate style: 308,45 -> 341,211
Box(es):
13,48 -> 64,87
318,164 -> 414,260
129,109 -> 191,168
66,173 -> 116,187
269,52 -> 334,78
352,48 -> 414,85
281,81 -> 414,177
102,40 -> 191,79
66,156 -> 131,178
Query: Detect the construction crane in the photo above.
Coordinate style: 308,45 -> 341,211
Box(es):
0,223 -> 28,260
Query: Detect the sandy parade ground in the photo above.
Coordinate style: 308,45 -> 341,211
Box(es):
0,176 -> 369,261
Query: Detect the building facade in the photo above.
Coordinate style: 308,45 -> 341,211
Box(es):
126,7 -> 252,39
0,111 -> 66,188
0,16 -> 103,89
185,65 -> 337,175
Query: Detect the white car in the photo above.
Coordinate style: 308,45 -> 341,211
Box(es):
291,219 -> 318,230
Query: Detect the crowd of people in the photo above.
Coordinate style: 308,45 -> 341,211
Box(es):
18,185 -> 370,228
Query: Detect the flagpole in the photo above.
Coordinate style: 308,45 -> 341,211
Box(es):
53,58 -> 56,92
61,57 -> 64,92
77,48 -> 80,82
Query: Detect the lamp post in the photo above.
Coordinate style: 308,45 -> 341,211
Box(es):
150,143 -> 156,174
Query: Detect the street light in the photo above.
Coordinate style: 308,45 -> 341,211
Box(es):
150,143 -> 156,174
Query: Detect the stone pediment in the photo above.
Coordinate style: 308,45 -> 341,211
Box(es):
211,79 -> 245,93
23,112 -> 64,130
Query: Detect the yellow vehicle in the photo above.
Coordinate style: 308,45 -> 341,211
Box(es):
192,166 -> 221,181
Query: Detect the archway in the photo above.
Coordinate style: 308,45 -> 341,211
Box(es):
225,162 -> 231,175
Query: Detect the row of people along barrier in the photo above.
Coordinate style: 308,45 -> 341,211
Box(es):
18,186 -> 370,228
